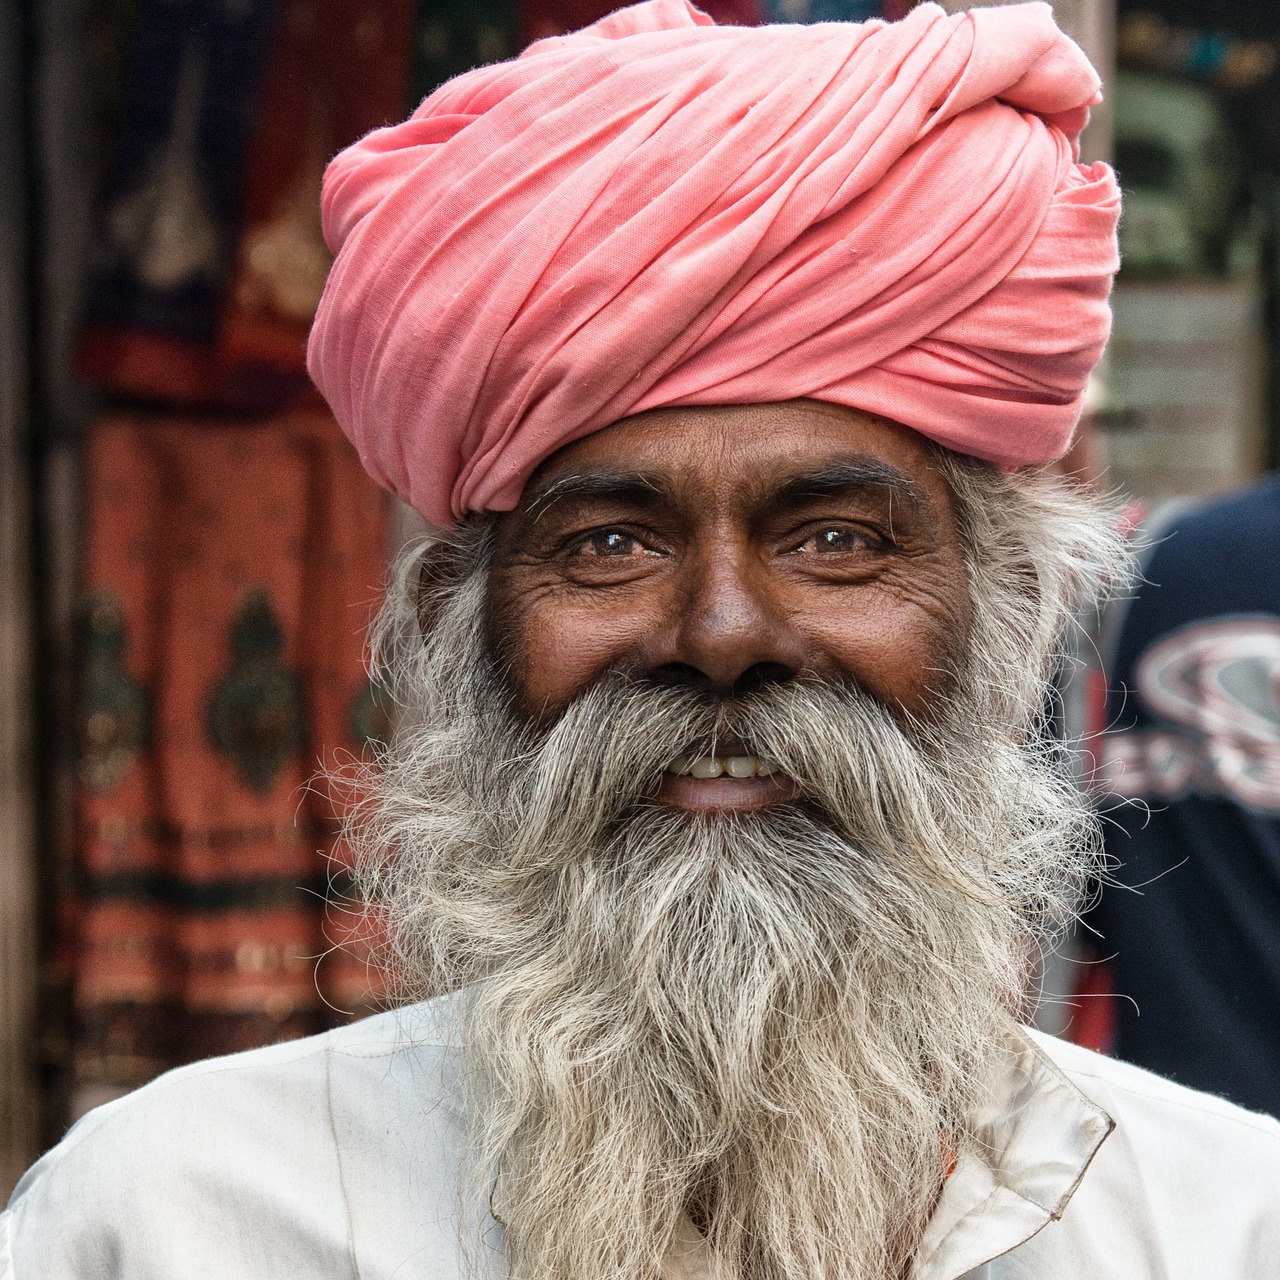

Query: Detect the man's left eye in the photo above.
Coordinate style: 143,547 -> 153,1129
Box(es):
799,526 -> 870,553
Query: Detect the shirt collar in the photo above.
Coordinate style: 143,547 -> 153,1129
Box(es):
911,1027 -> 1114,1279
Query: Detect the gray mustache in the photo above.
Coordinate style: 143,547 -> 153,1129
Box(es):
505,668 -> 908,797
487,668 -> 930,873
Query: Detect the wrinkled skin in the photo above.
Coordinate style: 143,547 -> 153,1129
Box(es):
487,400 -> 973,812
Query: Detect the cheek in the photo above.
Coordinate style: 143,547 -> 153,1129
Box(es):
490,592 -> 651,722
809,582 -> 969,717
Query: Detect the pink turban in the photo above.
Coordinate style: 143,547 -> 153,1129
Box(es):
308,0 -> 1119,527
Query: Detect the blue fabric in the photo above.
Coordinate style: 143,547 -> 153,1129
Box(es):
1092,473 -> 1280,1116
87,0 -> 279,343
764,0 -> 882,19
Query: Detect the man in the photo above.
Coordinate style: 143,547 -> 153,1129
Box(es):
6,2 -> 1280,1277
1088,474 -> 1280,1115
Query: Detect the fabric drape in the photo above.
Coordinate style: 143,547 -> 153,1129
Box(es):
216,0 -> 416,395
62,409 -> 389,1095
78,0 -> 280,404
309,0 -> 1121,527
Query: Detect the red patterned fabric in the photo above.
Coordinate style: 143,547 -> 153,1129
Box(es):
62,407 -> 390,1091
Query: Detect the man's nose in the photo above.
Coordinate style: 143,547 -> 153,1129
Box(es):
648,548 -> 807,695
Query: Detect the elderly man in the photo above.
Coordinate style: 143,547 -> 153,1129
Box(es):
6,2 -> 1280,1277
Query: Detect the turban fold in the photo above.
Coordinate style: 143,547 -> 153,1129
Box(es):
308,0 -> 1120,527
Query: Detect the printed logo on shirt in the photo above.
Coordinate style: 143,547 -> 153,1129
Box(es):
1096,615 -> 1280,813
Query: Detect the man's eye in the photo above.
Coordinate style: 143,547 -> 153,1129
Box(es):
575,530 -> 645,557
799,526 -> 870,553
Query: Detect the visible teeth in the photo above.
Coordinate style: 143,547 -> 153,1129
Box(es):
667,755 -> 782,779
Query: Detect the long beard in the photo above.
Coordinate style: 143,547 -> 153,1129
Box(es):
348,470 -> 1113,1280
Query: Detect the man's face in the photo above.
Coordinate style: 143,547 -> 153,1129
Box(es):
488,399 -> 973,812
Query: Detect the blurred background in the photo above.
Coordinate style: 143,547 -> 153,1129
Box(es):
3,0 -> 1280,1198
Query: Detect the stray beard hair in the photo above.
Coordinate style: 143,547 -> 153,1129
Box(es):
338,452 -> 1130,1280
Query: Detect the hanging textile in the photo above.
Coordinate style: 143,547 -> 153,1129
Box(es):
216,0 -> 416,403
411,0 -> 520,103
62,407 -> 390,1099
518,2 -> 919,48
522,0 -> 760,42
761,0 -> 891,20
78,0 -> 279,405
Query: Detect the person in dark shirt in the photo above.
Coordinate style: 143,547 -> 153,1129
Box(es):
1091,472 -> 1280,1115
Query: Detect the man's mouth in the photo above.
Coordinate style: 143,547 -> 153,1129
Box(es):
667,753 -> 779,779
657,749 -> 797,812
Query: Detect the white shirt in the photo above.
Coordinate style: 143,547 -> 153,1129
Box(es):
4,996 -> 1280,1279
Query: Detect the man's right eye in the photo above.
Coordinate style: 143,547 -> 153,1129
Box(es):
573,530 -> 646,557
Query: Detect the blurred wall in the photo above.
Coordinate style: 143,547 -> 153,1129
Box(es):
0,0 -> 40,1200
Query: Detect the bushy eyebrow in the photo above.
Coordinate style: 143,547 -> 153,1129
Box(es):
523,467 -> 668,522
520,456 -> 929,531
769,458 -> 923,510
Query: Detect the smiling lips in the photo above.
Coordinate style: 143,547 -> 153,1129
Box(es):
668,754 -> 779,778
658,752 -> 796,812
